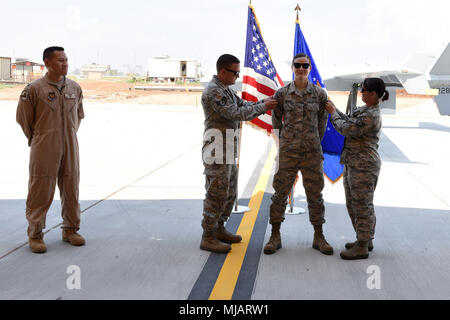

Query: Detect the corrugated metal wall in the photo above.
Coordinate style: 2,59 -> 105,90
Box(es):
0,57 -> 11,80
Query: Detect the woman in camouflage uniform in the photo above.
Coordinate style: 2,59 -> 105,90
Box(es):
264,53 -> 333,256
325,78 -> 389,260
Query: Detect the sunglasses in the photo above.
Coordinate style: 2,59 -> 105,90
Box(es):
225,68 -> 240,77
293,62 -> 310,69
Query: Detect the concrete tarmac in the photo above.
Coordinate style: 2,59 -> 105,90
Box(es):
0,99 -> 449,300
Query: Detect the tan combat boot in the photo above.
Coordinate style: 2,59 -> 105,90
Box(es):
345,239 -> 374,252
340,240 -> 369,260
200,230 -> 231,253
62,229 -> 85,246
29,238 -> 47,254
312,225 -> 333,255
214,220 -> 242,244
263,223 -> 282,255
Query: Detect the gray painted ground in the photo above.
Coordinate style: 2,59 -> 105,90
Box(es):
0,99 -> 449,299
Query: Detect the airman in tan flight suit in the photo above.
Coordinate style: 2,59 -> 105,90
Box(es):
16,46 -> 85,253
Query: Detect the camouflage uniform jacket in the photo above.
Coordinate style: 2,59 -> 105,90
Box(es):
272,81 -> 328,158
330,104 -> 382,169
201,75 -> 267,167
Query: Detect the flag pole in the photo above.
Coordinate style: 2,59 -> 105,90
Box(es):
234,121 -> 243,211
286,3 -> 306,216
295,3 -> 301,21
232,1 -> 253,214
232,120 -> 250,214
234,121 -> 242,212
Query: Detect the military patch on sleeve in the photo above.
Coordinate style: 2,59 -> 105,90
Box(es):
219,96 -> 227,106
20,90 -> 29,101
355,119 -> 365,127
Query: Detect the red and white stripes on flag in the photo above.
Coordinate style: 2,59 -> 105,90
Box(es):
242,5 -> 284,134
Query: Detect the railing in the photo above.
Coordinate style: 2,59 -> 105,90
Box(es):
11,73 -> 43,83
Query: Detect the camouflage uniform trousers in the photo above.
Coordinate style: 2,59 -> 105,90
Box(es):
343,165 -> 380,242
202,163 -> 238,231
270,155 -> 325,226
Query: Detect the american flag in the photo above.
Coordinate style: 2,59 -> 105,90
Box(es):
242,5 -> 284,133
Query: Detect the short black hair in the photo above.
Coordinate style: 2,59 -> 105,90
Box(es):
216,54 -> 240,73
43,46 -> 65,61
362,77 -> 390,101
292,53 -> 311,64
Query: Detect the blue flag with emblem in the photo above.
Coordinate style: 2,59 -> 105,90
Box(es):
293,18 -> 345,183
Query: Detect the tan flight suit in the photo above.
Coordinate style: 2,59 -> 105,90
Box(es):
16,74 -> 84,239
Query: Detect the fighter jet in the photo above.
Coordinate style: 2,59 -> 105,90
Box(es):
322,42 -> 450,115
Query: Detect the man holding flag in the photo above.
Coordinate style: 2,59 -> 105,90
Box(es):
200,54 -> 278,254
264,53 -> 334,256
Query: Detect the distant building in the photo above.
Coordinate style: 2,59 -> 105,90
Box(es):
81,63 -> 111,80
0,56 -> 11,80
11,58 -> 45,82
148,56 -> 202,82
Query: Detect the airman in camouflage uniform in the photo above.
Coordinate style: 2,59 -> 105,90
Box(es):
264,53 -> 334,256
201,54 -> 277,253
326,77 -> 387,260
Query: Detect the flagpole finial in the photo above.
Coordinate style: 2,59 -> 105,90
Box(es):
295,4 -> 301,21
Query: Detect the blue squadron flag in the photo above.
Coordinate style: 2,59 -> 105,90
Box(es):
293,16 -> 345,183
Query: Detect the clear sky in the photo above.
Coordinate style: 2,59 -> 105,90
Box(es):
1,0 -> 449,79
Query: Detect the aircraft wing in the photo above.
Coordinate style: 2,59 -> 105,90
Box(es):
323,51 -> 438,95
323,66 -> 432,93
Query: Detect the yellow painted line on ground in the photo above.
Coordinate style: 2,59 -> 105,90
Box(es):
209,143 -> 277,300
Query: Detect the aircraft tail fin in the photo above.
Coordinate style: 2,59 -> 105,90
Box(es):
396,74 -> 435,95
402,53 -> 436,74
397,48 -> 448,95
434,95 -> 450,115
429,42 -> 450,75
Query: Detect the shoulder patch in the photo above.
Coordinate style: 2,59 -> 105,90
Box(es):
48,92 -> 56,101
219,96 -> 227,106
20,90 -> 29,101
355,117 -> 366,127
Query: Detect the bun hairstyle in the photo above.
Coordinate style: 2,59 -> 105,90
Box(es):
362,77 -> 389,101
